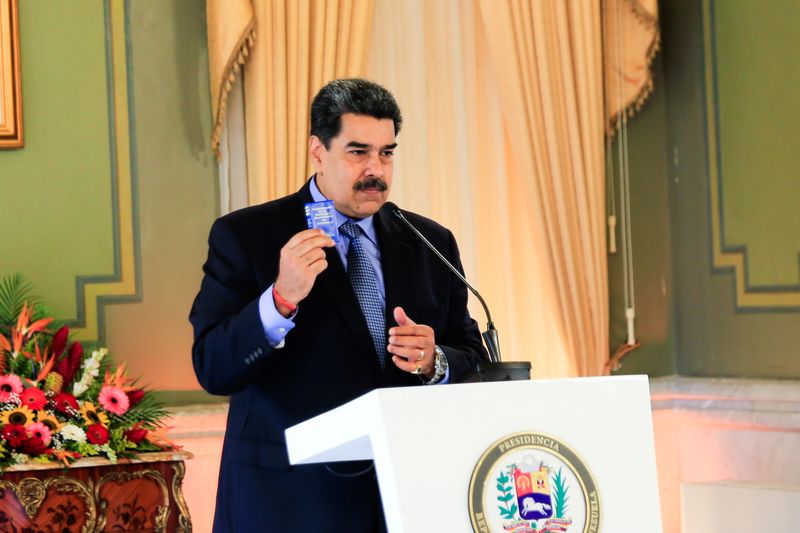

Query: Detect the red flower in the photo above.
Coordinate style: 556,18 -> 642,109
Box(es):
124,428 -> 148,444
51,326 -> 69,356
55,342 -> 83,386
21,387 -> 47,410
1,424 -> 27,448
21,436 -> 48,455
86,423 -> 109,445
52,392 -> 79,414
126,389 -> 145,407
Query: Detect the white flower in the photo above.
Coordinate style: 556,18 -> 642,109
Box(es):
72,381 -> 89,397
83,358 -> 100,372
92,348 -> 108,362
59,424 -> 87,443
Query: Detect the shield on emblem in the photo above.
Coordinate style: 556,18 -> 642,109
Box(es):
513,466 -> 554,520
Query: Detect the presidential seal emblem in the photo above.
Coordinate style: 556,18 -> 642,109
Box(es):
468,432 -> 600,533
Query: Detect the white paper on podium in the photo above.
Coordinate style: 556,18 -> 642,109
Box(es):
286,375 -> 662,533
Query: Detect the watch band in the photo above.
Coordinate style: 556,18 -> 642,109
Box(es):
423,345 -> 448,385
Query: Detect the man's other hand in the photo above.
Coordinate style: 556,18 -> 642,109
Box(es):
388,306 -> 436,379
274,229 -> 335,316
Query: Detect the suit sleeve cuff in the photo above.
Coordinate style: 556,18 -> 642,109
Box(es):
259,284 -> 296,348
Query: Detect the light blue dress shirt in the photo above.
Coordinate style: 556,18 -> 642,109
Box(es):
258,177 -> 384,347
258,177 -> 448,383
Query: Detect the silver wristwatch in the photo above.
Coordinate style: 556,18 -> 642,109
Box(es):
423,345 -> 449,385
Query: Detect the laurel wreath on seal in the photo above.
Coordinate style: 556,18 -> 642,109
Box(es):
551,467 -> 570,518
495,464 -> 518,520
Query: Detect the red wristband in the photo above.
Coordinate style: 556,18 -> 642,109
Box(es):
272,286 -> 297,313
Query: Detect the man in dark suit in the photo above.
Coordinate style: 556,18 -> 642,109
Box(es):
190,79 -> 487,532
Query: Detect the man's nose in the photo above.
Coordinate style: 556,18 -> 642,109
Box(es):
365,152 -> 384,177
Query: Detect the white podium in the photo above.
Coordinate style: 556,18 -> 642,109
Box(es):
286,375 -> 662,533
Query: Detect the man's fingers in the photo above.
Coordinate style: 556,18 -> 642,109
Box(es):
302,248 -> 328,265
285,228 -> 328,249
393,306 -> 416,326
308,259 -> 328,275
387,334 -> 428,349
388,324 -> 430,337
387,344 -> 426,360
289,235 -> 335,258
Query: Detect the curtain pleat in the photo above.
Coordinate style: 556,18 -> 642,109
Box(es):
242,0 -> 374,204
477,0 -> 608,376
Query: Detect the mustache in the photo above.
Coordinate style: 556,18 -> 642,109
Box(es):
353,177 -> 388,192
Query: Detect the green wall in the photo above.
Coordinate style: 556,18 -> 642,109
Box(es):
0,1 -> 219,396
607,54 -> 677,377
612,0 -> 800,379
0,3 -> 114,316
104,0 -> 219,393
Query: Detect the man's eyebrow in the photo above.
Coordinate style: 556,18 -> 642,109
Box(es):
343,141 -> 398,150
345,141 -> 370,149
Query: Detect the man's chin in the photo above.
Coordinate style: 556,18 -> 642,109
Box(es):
342,197 -> 387,218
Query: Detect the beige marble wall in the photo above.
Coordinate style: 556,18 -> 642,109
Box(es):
168,404 -> 227,532
651,377 -> 800,533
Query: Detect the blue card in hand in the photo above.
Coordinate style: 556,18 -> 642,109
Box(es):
304,200 -> 340,242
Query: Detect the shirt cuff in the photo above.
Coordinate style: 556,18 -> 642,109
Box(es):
259,284 -> 296,348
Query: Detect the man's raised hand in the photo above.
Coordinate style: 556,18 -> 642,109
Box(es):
273,229 -> 335,316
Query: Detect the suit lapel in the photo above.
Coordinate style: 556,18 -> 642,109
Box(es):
294,182 -> 381,369
374,206 -> 415,330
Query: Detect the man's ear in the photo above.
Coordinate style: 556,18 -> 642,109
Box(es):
309,135 -> 326,172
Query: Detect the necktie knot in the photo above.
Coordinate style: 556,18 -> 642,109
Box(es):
339,220 -> 361,240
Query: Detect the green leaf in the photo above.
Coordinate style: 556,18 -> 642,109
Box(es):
0,273 -> 40,327
498,506 -> 516,519
497,493 -> 513,503
551,467 -> 569,518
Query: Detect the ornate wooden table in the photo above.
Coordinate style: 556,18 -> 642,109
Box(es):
0,451 -> 192,532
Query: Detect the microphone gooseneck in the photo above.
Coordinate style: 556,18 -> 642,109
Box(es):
388,203 -> 502,363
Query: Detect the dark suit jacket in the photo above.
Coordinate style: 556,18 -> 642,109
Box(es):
190,179 -> 487,532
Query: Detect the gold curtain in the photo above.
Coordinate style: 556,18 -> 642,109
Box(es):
244,0 -> 374,203
603,0 -> 660,132
206,0 -> 374,203
476,0 -> 609,376
366,0 -> 571,377
207,0 -> 255,156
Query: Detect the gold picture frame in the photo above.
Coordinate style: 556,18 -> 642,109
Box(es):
0,0 -> 22,148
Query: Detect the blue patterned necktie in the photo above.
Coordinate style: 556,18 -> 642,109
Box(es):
339,221 -> 386,368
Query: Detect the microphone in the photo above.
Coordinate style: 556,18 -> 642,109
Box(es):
387,202 -> 502,363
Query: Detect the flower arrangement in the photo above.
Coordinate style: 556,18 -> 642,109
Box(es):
0,275 -> 173,468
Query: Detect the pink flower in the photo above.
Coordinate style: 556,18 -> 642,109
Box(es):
21,387 -> 47,410
0,374 -> 24,402
26,421 -> 52,446
98,385 -> 130,415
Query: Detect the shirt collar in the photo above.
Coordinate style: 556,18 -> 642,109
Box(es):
309,176 -> 378,246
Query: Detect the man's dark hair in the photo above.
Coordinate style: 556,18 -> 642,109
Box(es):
310,79 -> 402,148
